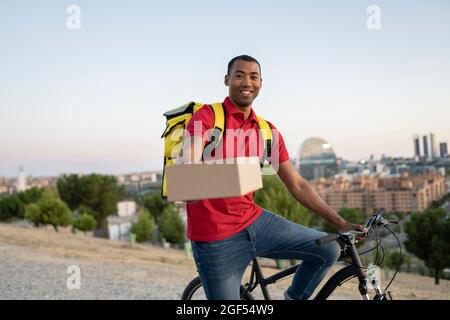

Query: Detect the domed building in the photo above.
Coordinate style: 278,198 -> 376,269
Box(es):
298,137 -> 338,181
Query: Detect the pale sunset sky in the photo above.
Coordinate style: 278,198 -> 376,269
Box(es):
1,0 -> 449,177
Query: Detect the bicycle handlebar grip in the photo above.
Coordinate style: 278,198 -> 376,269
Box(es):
315,234 -> 339,246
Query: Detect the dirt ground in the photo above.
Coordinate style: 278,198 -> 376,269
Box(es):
0,223 -> 448,300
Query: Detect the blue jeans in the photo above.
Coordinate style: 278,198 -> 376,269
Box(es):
190,209 -> 341,300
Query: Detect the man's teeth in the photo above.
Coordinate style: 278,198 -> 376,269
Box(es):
241,91 -> 252,94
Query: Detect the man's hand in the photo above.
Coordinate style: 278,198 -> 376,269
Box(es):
337,221 -> 367,233
338,221 -> 368,241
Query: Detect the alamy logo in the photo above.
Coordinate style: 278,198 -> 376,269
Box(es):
66,265 -> 81,290
66,5 -> 81,30
367,5 -> 381,30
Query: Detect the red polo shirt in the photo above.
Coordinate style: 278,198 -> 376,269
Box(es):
185,97 -> 290,241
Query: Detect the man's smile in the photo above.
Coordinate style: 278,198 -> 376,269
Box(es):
239,89 -> 254,96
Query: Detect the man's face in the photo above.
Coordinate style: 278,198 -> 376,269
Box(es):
225,60 -> 262,108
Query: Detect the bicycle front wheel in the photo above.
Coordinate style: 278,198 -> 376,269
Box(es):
181,276 -> 254,300
314,265 -> 391,300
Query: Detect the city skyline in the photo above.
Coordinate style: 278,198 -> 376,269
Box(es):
2,130 -> 449,179
1,1 -> 449,177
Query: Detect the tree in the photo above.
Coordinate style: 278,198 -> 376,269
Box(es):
24,203 -> 42,227
17,187 -> 44,205
254,175 -> 315,227
404,208 -> 450,284
73,213 -> 97,234
385,250 -> 405,271
57,174 -> 124,228
0,195 -> 24,221
77,204 -> 99,219
140,192 -> 173,224
158,206 -> 185,244
322,208 -> 367,233
36,196 -> 73,232
57,175 -> 84,210
130,208 -> 155,243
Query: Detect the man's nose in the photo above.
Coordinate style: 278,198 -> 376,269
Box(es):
242,76 -> 251,86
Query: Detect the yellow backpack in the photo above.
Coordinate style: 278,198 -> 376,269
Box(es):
161,101 -> 273,199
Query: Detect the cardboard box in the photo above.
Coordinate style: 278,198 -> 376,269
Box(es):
165,157 -> 263,201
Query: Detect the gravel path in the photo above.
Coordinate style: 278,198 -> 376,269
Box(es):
0,244 -> 196,299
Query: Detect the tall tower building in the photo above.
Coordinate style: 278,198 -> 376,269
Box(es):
422,135 -> 429,160
17,166 -> 27,192
440,142 -> 448,158
429,133 -> 437,159
413,135 -> 420,158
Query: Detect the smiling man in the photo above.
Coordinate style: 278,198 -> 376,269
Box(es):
182,55 -> 366,300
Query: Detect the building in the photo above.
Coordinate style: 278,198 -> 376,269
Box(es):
413,135 -> 421,158
310,172 -> 446,214
440,142 -> 448,158
298,137 -> 338,181
116,171 -> 162,195
423,135 -> 429,160
430,133 -> 437,159
107,201 -> 138,241
17,166 -> 27,192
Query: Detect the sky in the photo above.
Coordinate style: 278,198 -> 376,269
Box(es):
1,0 -> 449,177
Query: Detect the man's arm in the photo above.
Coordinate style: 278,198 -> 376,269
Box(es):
277,160 -> 366,232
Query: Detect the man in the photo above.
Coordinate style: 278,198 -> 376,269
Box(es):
182,55 -> 366,300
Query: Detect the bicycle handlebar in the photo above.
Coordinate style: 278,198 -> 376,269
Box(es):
316,210 -> 392,246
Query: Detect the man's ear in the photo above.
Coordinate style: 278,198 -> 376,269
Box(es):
224,74 -> 229,86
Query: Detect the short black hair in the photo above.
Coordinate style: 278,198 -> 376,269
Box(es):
227,55 -> 261,76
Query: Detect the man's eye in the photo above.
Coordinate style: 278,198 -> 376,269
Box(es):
251,76 -> 258,80
235,74 -> 242,79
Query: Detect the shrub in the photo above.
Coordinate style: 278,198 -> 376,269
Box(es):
158,206 -> 185,244
73,213 -> 97,234
130,208 -> 155,243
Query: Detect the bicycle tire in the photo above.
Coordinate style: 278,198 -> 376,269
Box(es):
181,276 -> 254,300
314,265 -> 390,300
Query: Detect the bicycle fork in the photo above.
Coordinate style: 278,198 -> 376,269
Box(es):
347,246 -> 371,300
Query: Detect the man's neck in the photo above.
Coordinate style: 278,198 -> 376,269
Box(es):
229,97 -> 252,120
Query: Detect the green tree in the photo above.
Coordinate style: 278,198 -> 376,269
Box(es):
57,174 -> 124,228
254,175 -> 314,227
140,192 -> 173,224
385,250 -> 405,271
158,206 -> 185,244
130,208 -> 155,243
0,195 -> 25,221
73,213 -> 97,234
77,204 -> 98,218
24,203 -> 42,227
322,208 -> 367,233
36,196 -> 73,232
404,208 -> 450,284
17,187 -> 44,205
57,175 -> 84,210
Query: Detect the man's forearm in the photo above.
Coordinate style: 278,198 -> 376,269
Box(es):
291,180 -> 346,230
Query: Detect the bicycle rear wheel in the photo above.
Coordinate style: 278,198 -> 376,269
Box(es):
181,276 -> 254,300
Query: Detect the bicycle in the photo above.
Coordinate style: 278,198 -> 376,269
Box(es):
181,210 -> 402,300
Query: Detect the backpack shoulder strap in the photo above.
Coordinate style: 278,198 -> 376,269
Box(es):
256,115 -> 273,160
206,103 -> 225,148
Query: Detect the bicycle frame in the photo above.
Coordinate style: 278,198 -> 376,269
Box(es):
242,237 -> 384,300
